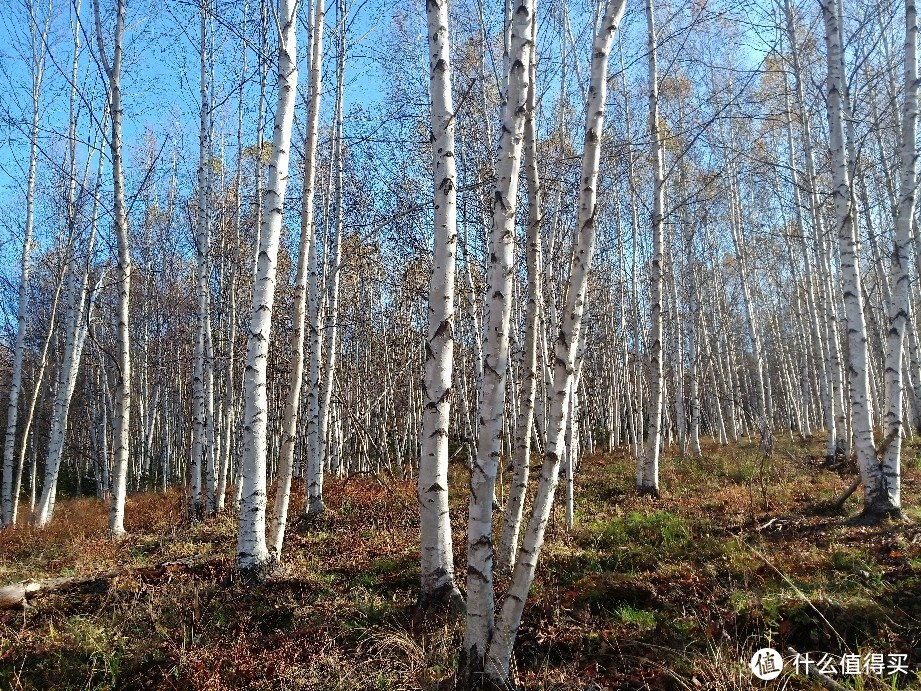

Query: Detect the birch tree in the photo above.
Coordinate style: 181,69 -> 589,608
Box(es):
496,15 -> 542,572
460,0 -> 534,680
190,0 -> 215,519
236,0 -> 298,577
486,0 -> 627,682
880,0 -> 918,519
418,0 -> 464,611
2,0 -> 52,527
33,244 -> 104,527
821,0 -> 887,521
270,0 -> 325,558
641,0 -> 664,496
92,0 -> 132,538
305,0 -> 346,519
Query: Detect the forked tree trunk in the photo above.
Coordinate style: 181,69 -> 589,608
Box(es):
271,0 -> 324,558
486,2 -> 627,682
460,0 -> 534,681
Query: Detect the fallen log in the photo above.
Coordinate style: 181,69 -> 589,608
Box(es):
0,556 -> 213,610
0,575 -> 85,609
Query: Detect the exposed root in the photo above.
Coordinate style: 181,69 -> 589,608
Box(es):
236,555 -> 279,585
846,507 -> 905,527
415,583 -> 466,616
637,485 -> 661,499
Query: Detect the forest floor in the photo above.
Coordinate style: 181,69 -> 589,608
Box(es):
1,435 -> 921,690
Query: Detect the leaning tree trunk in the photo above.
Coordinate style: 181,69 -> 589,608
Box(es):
33,264 -> 102,527
821,0 -> 887,519
487,1 -> 627,682
32,110 -> 105,526
417,0 -> 464,611
14,12 -> 87,524
880,0 -> 918,518
236,0 -> 298,577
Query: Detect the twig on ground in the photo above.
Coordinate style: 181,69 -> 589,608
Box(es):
746,543 -> 847,649
785,647 -> 848,691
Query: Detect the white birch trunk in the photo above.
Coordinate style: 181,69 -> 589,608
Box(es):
34,164 -> 104,525
820,0 -> 887,518
486,0 -> 626,681
641,0 -> 664,495
270,0 -> 324,558
460,0 -> 534,679
306,2 -> 345,518
216,0 -> 249,514
236,0 -> 298,576
880,0 -> 918,517
10,268 -> 63,525
496,23 -> 542,572
93,0 -> 132,538
33,268 -> 103,527
190,0 -> 212,519
2,0 -> 50,526
417,0 -> 464,609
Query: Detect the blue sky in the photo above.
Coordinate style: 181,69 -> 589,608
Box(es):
0,0 -> 776,336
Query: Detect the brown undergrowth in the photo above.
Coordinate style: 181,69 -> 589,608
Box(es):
1,435 -> 920,689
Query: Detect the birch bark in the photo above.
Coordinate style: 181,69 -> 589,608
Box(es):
306,0 -> 345,518
271,0 -> 324,558
33,280 -> 103,525
2,0 -> 51,526
460,0 -> 534,680
820,0 -> 887,519
34,223 -> 103,526
880,0 -> 918,517
641,0 -> 664,495
190,0 -> 213,519
236,0 -> 298,576
496,20 -> 542,572
93,0 -> 133,538
418,0 -> 464,610
487,0 -> 626,681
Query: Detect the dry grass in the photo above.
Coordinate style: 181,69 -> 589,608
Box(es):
1,435 -> 920,689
